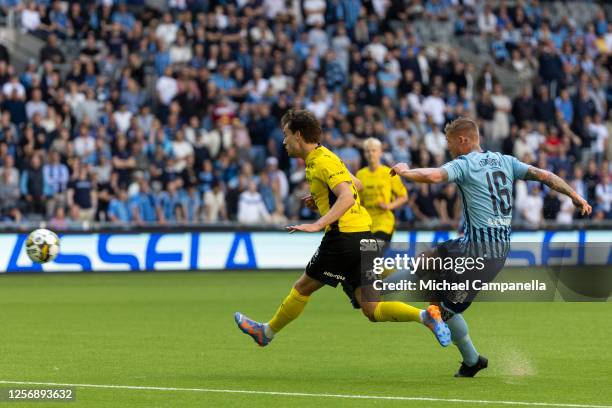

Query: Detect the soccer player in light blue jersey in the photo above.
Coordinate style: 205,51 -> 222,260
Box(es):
391,117 -> 591,377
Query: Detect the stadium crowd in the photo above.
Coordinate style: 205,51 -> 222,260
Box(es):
0,0 -> 610,229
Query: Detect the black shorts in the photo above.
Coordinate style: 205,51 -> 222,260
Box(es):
431,239 -> 507,315
305,230 -> 376,290
372,231 -> 393,254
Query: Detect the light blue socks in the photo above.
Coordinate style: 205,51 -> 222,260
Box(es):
446,312 -> 479,367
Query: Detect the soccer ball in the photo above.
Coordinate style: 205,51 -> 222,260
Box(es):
25,229 -> 60,264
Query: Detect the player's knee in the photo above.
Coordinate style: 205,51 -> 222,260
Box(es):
360,303 -> 377,322
293,281 -> 312,296
293,275 -> 321,296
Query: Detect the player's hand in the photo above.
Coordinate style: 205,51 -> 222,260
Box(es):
377,202 -> 389,210
286,223 -> 323,233
390,163 -> 409,177
572,195 -> 592,216
302,195 -> 318,212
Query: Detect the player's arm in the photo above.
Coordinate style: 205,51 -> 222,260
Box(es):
287,181 -> 355,233
523,166 -> 592,216
390,163 -> 448,184
380,176 -> 408,210
350,172 -> 363,192
381,193 -> 408,210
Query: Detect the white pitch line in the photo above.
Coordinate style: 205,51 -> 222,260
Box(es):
0,380 -> 610,408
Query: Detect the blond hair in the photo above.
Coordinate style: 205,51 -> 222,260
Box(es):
444,117 -> 479,140
363,137 -> 382,150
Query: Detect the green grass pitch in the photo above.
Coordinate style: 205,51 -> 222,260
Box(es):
0,271 -> 610,408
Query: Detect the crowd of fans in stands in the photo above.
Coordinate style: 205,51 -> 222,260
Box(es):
0,0 -> 610,229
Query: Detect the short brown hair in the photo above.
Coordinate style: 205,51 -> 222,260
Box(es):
444,117 -> 479,139
281,109 -> 322,144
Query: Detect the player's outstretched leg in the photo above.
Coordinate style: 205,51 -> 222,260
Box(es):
235,273 -> 322,346
444,310 -> 488,377
357,288 -> 451,347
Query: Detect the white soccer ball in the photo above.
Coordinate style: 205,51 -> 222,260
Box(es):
25,228 -> 60,264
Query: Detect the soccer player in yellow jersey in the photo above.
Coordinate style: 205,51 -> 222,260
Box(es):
235,109 -> 450,347
356,137 -> 408,246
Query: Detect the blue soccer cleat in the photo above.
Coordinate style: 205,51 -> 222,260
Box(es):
234,312 -> 272,347
422,305 -> 452,347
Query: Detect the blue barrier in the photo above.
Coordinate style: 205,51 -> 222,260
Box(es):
0,230 -> 610,272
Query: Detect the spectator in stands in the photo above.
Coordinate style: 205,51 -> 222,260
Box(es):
108,188 -> 131,224
43,150 -> 69,217
258,171 -> 276,214
237,180 -> 270,224
303,0 -> 325,27
594,173 -> 612,219
478,4 -> 497,35
49,206 -> 68,230
584,159 -> 600,205
534,85 -> 556,125
0,0 -> 607,231
1,89 -> 26,126
155,67 -> 178,119
171,129 -> 194,173
522,183 -> 544,227
411,184 -> 438,224
21,2 -> 44,36
0,170 -> 20,216
0,43 -> 9,64
491,83 -> 511,144
0,154 -> 19,186
555,88 -> 574,125
20,153 -> 46,215
156,12 -> 178,47
588,113 -> 609,163
204,180 -> 226,223
130,179 -> 157,224
424,122 -> 446,157
73,124 -> 95,161
265,157 -> 288,201
170,31 -> 192,65
39,33 -> 65,64
476,89 -> 495,143
2,75 -> 25,99
435,183 -> 460,227
538,42 -> 563,89
67,167 -> 96,222
156,179 -> 182,224
543,189 -> 562,221
25,88 -> 47,120
112,3 -> 135,32
182,184 -> 201,223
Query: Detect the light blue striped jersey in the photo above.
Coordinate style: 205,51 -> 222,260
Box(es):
442,151 -> 529,258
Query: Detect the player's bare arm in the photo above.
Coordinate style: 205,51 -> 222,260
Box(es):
302,195 -> 318,212
379,193 -> 408,210
523,166 -> 592,216
286,181 -> 355,233
390,163 -> 449,184
350,173 -> 363,192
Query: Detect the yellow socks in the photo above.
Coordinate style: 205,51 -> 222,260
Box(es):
374,301 -> 422,323
268,287 -> 311,334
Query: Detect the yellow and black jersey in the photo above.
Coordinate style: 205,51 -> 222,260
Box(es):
305,145 -> 371,233
355,165 -> 407,235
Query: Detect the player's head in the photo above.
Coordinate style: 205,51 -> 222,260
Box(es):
444,117 -> 480,158
281,109 -> 322,158
363,137 -> 382,166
